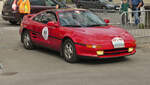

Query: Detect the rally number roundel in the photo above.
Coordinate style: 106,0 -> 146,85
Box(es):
42,27 -> 49,40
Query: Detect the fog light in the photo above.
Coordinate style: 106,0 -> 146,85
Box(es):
128,48 -> 134,52
97,51 -> 104,55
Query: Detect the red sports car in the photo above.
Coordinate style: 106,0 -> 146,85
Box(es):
19,9 -> 136,63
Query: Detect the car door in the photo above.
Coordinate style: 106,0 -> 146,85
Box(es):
45,11 -> 61,51
31,11 -> 61,49
31,12 -> 50,47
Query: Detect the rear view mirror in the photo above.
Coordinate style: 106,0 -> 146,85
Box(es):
104,19 -> 110,24
47,21 -> 59,27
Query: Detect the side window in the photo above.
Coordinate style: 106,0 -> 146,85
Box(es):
41,12 -> 57,24
45,0 -> 57,6
30,0 -> 45,6
33,12 -> 57,24
33,13 -> 43,22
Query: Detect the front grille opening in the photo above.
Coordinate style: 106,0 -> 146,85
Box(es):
104,48 -> 129,55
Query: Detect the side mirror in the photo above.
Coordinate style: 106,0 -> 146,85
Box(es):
104,19 -> 110,24
47,21 -> 59,27
27,14 -> 33,18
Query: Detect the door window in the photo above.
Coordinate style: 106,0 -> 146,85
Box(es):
33,11 -> 57,24
33,13 -> 43,22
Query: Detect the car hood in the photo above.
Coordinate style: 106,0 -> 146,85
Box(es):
72,26 -> 135,44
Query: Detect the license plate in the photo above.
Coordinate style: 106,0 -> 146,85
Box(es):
112,37 -> 125,48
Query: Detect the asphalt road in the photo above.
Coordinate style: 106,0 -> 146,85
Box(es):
0,21 -> 150,85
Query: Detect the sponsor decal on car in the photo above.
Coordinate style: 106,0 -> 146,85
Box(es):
42,27 -> 49,40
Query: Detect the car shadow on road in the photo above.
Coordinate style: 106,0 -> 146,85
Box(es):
35,47 -> 64,60
79,57 -> 130,65
30,46 -> 131,65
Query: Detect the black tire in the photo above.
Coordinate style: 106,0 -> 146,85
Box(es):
9,20 -> 18,25
62,39 -> 78,63
22,30 -> 35,50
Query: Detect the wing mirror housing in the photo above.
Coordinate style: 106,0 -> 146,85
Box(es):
104,19 -> 110,24
47,21 -> 59,27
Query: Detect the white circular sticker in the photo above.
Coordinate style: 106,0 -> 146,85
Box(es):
42,27 -> 49,40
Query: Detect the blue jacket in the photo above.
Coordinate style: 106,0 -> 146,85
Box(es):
131,0 -> 142,6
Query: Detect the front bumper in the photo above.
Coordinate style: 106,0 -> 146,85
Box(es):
75,44 -> 136,58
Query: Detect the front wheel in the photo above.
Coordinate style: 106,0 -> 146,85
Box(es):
62,39 -> 78,63
22,31 -> 35,50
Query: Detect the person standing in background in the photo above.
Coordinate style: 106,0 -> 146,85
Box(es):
17,0 -> 30,14
129,0 -> 143,25
17,0 -> 30,20
120,0 -> 129,24
121,0 -> 129,13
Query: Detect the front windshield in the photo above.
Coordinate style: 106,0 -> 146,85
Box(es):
58,10 -> 107,27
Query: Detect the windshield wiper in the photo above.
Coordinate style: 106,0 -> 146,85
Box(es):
87,24 -> 107,27
63,25 -> 82,27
